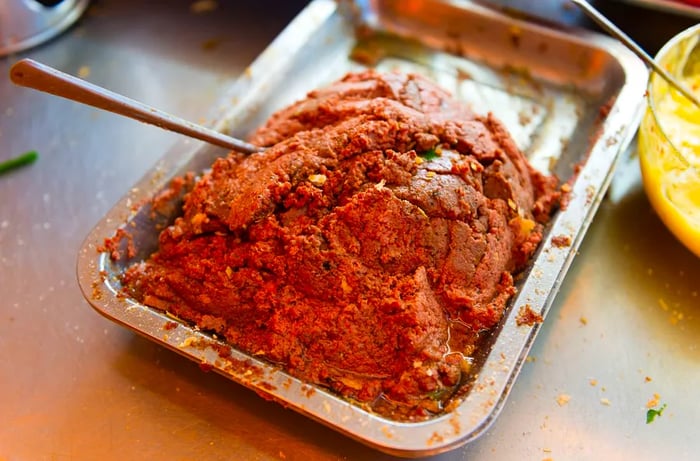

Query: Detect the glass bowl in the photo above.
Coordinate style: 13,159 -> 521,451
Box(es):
638,23 -> 700,257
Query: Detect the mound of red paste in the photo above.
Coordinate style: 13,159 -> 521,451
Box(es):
122,70 -> 559,420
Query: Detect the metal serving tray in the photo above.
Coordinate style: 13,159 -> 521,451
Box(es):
77,0 -> 647,457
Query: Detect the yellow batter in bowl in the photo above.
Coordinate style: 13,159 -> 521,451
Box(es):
638,24 -> 700,257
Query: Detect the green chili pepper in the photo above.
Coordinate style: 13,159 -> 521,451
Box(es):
420,148 -> 439,161
646,403 -> 667,424
0,150 -> 38,176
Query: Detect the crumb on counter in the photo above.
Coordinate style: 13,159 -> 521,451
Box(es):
646,393 -> 660,408
556,393 -> 571,406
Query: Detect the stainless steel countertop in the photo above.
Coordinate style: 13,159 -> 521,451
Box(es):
1,1 -> 699,460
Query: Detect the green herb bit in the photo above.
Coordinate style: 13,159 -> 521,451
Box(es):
420,148 -> 439,161
0,150 -> 38,176
646,403 -> 667,424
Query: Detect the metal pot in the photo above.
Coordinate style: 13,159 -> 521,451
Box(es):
0,0 -> 90,56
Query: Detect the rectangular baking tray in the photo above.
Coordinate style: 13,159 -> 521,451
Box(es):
77,0 -> 647,457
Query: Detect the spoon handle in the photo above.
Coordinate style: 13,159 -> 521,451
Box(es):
570,0 -> 700,109
9,58 -> 263,154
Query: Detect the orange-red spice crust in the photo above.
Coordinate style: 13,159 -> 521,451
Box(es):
121,70 -> 559,420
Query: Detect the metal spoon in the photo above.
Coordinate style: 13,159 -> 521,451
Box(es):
570,0 -> 700,109
9,58 -> 263,154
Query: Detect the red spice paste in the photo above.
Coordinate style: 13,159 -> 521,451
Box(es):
122,70 -> 559,420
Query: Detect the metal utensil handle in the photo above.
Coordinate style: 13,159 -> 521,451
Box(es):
9,58 -> 263,154
570,0 -> 700,109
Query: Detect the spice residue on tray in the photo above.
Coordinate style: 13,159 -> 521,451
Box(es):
516,304 -> 544,326
120,70 -> 559,420
551,234 -> 572,248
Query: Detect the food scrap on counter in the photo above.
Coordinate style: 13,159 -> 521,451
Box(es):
556,393 -> 571,406
646,403 -> 667,424
0,150 -> 38,176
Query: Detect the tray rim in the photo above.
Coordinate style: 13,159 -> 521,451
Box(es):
76,0 -> 649,457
